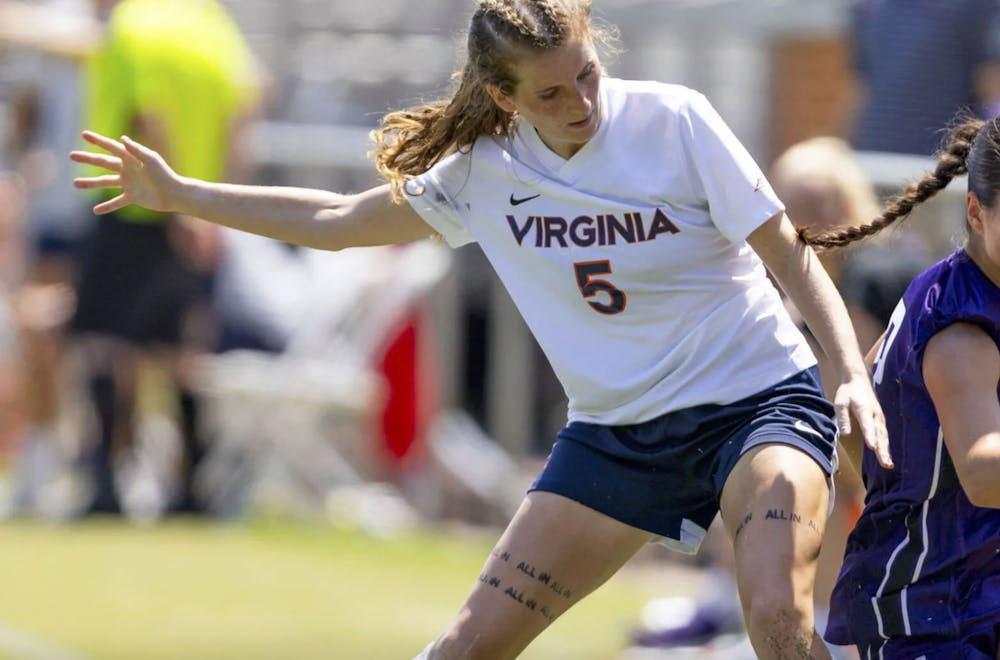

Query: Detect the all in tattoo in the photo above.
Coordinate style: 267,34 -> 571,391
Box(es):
478,573 -> 502,588
734,512 -> 752,540
765,508 -> 800,522
764,509 -> 822,535
482,547 -> 575,622
491,547 -> 512,562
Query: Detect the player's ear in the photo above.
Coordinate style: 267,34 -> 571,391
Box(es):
486,83 -> 517,114
967,191 -> 987,237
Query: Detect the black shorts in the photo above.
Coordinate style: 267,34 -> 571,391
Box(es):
530,367 -> 837,554
71,212 -> 207,346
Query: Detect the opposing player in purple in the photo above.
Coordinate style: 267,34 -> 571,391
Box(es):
68,1 -> 890,657
804,117 -> 1000,659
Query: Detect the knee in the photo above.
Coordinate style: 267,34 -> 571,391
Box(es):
744,590 -> 814,656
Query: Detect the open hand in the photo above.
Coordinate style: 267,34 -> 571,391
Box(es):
71,131 -> 180,215
835,377 -> 893,469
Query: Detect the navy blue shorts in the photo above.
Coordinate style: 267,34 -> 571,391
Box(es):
530,367 -> 837,554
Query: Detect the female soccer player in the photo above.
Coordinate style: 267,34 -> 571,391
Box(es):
70,1 -> 888,657
807,117 -> 1000,658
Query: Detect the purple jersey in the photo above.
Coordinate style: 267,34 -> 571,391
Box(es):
827,250 -> 1000,647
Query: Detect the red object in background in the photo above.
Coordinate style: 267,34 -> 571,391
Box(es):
375,308 -> 436,471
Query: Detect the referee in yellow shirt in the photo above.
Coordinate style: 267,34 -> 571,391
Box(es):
72,0 -> 259,515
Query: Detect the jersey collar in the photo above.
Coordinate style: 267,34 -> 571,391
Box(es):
512,76 -> 612,183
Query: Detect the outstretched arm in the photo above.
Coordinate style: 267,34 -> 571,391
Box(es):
71,131 -> 435,250
748,211 -> 893,469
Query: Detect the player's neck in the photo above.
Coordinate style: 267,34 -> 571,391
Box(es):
965,241 -> 1000,289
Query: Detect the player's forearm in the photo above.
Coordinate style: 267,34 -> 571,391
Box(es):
753,215 -> 868,383
768,224 -> 868,383
782,253 -> 868,384
174,177 -> 351,250
748,212 -> 868,382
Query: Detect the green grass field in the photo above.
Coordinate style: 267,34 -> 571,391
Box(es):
0,518 -> 680,660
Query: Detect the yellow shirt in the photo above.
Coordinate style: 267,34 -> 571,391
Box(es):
84,0 -> 258,222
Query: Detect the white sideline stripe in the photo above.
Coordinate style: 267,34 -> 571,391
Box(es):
0,621 -> 89,660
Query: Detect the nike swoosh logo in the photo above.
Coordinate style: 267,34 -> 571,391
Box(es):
510,193 -> 541,206
794,419 -> 823,438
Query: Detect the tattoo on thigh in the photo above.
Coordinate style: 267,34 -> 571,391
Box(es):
481,547 -> 576,622
734,512 -> 752,540
763,509 -> 822,535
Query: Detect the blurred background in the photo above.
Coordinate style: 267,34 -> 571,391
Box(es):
0,0 -> 982,658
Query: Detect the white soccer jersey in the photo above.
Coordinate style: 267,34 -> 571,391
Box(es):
407,77 -> 816,425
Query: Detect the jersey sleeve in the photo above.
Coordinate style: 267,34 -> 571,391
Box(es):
910,273 -> 999,376
405,149 -> 476,248
679,92 -> 784,243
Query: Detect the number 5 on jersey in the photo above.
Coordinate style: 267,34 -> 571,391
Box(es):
574,260 -> 627,314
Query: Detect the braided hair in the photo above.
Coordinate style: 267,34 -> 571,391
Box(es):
371,0 -> 610,202
799,117 -> 995,250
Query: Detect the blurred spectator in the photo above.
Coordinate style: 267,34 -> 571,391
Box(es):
3,78 -> 80,517
0,1 -> 97,515
71,0 -> 260,515
850,0 -> 1000,156
771,137 -> 931,346
0,175 -> 27,465
0,7 -> 96,514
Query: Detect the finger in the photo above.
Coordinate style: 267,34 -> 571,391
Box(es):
878,442 -> 894,470
867,410 -> 892,468
94,194 -> 128,215
871,437 -> 893,470
857,408 -> 893,469
873,416 -> 893,469
69,151 -> 122,171
121,135 -> 158,162
835,401 -> 852,435
73,175 -> 122,190
82,130 -> 129,159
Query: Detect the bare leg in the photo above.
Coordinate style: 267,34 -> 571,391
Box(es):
428,491 -> 652,659
720,444 -> 832,660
